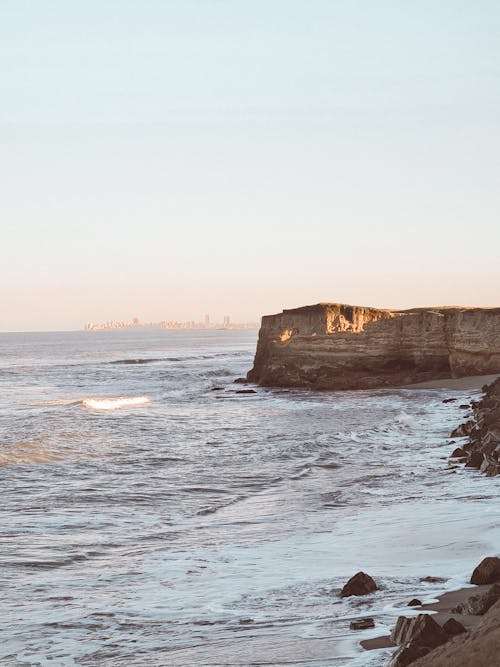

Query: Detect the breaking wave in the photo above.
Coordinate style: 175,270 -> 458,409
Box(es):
82,396 -> 151,411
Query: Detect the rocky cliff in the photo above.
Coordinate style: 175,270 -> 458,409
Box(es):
246,304 -> 500,390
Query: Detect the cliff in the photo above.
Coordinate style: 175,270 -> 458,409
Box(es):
246,303 -> 500,390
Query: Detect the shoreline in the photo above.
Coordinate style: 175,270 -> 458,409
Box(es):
403,373 -> 499,391
361,584 -> 488,652
360,375 -> 500,665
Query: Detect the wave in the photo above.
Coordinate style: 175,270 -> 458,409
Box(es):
82,396 -> 151,411
35,399 -> 80,407
110,358 -> 162,365
0,442 -> 63,466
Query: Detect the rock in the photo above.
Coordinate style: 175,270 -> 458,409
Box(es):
470,557 -> 500,585
246,304 -> 500,390
407,599 -> 422,607
391,616 -> 412,645
465,451 -> 483,468
442,618 -> 466,636
462,585 -> 500,615
340,571 -> 378,598
459,404 -> 470,409
391,614 -> 449,649
389,641 -> 432,667
451,421 -> 476,438
479,458 -> 498,476
350,617 -> 375,630
442,398 -> 457,403
450,447 -> 465,458
420,576 -> 447,584
210,387 -> 225,391
235,389 -> 257,394
234,377 -> 248,384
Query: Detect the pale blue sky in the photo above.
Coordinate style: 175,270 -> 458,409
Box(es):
1,1 -> 499,330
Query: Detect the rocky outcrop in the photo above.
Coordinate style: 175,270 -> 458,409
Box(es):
247,303 -> 500,390
411,599 -> 500,667
340,571 -> 378,597
449,378 -> 500,475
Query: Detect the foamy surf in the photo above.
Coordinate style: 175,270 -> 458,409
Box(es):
82,396 -> 150,411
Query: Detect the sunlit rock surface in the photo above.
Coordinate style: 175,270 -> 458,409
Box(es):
247,304 -> 500,390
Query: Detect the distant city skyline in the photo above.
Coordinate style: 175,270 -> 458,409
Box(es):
2,1 -> 499,332
84,314 -> 257,332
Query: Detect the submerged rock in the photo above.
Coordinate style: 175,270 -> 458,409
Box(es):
350,617 -> 375,630
340,571 -> 378,598
407,599 -> 422,607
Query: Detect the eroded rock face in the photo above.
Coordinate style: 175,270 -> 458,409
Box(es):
247,304 -> 500,390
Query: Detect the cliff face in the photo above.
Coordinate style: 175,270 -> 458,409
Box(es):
246,304 -> 500,390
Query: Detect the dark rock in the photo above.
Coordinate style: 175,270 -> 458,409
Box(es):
479,458 -> 498,476
450,421 -> 476,438
239,618 -> 253,624
391,614 -> 448,649
465,451 -> 483,469
450,447 -> 466,458
234,377 -> 249,384
442,618 -> 466,636
420,576 -> 447,584
235,389 -> 257,394
459,404 -> 470,409
340,571 -> 378,598
407,599 -> 422,607
391,616 -> 412,645
442,398 -> 457,403
470,557 -> 500,585
389,641 -> 432,667
210,387 -> 225,391
350,617 -> 375,630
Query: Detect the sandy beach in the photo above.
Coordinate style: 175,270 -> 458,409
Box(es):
405,374 -> 499,390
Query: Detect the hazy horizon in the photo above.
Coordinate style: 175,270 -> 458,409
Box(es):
2,1 -> 499,332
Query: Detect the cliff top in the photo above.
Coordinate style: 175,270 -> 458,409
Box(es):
277,303 -> 500,317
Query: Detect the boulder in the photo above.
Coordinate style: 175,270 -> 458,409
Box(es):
391,616 -> 412,645
450,421 -> 476,438
442,618 -> 466,636
465,451 -> 483,469
340,571 -> 378,598
442,398 -> 457,403
389,641 -> 432,667
420,576 -> 447,584
392,614 -> 448,649
349,617 -> 375,630
408,599 -> 422,607
470,557 -> 500,585
450,447 -> 465,458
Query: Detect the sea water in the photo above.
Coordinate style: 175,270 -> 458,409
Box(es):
1,329 -> 499,666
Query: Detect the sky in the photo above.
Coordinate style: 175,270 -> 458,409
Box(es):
1,0 -> 499,331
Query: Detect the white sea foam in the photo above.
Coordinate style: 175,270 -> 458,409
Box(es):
82,396 -> 150,411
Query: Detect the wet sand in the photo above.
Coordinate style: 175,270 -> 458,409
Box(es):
405,374 -> 499,391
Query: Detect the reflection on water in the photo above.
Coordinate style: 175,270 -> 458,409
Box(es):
0,329 -> 497,667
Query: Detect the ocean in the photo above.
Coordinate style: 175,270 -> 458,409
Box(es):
1,329 -> 499,667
